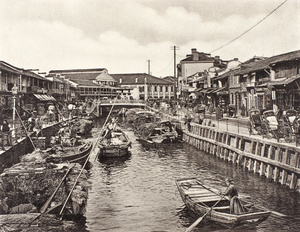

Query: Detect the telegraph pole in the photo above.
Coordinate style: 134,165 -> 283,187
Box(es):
171,46 -> 179,100
148,60 -> 151,75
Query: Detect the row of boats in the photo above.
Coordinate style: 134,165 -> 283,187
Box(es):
47,111 -> 271,230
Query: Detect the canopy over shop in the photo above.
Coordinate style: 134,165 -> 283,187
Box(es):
268,75 -> 300,111
24,94 -> 57,116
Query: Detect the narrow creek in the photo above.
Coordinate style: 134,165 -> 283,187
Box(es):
85,123 -> 300,232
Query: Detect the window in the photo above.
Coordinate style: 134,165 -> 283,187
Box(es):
160,86 -> 163,92
154,86 -> 157,92
139,86 -> 144,92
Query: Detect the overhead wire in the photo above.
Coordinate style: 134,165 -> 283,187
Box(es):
210,0 -> 289,54
154,58 -> 174,74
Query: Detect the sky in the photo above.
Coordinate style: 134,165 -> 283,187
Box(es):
0,0 -> 299,77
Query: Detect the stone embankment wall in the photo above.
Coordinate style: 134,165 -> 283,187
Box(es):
157,110 -> 300,192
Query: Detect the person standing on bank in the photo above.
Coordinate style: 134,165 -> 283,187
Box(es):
1,119 -> 12,148
220,178 -> 244,214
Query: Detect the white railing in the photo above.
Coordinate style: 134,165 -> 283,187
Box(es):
99,99 -> 146,104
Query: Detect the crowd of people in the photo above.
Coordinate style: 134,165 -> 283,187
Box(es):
0,100 -> 94,151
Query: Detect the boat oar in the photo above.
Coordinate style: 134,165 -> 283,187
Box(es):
40,164 -> 75,214
94,97 -> 118,161
59,149 -> 92,219
25,165 -> 75,227
15,107 -> 36,150
185,193 -> 228,232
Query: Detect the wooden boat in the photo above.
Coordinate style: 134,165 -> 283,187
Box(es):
176,178 -> 271,228
46,142 -> 93,165
98,129 -> 131,158
136,120 -> 179,145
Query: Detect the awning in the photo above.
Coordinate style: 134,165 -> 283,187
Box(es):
200,88 -> 212,94
33,94 -> 56,101
268,75 -> 300,87
212,86 -> 227,93
206,88 -> 217,94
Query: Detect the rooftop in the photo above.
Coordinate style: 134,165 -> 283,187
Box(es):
111,73 -> 172,85
49,68 -> 106,74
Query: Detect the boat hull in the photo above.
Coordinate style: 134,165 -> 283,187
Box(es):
98,145 -> 130,158
176,178 -> 271,228
46,142 -> 93,165
98,129 -> 131,159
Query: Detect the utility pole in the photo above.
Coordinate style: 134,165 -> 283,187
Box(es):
171,46 -> 179,100
147,60 -> 151,75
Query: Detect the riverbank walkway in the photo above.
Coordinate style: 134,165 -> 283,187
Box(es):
150,106 -> 300,149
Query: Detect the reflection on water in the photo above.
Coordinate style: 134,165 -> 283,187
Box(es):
85,123 -> 300,232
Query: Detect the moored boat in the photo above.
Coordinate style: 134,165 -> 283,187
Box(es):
176,178 -> 271,228
98,128 -> 131,159
136,120 -> 179,145
46,142 -> 93,165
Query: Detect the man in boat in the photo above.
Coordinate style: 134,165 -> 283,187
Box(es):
103,125 -> 112,144
221,178 -> 244,214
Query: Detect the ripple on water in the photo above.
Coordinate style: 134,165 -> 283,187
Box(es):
86,125 -> 300,232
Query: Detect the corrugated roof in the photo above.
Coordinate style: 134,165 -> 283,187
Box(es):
111,73 -> 172,85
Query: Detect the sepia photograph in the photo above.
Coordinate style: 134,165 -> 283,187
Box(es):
0,0 -> 300,231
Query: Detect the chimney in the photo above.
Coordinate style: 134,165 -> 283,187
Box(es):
191,48 -> 199,61
215,56 -> 220,59
234,58 -> 239,61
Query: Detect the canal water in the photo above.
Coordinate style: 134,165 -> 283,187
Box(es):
85,123 -> 300,232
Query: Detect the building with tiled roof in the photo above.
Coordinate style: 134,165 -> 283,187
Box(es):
209,50 -> 300,115
49,68 -> 118,100
162,76 -> 176,83
177,48 -> 229,98
0,61 -> 65,116
111,73 -> 174,100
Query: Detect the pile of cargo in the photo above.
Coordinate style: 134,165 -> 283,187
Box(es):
0,148 -> 90,231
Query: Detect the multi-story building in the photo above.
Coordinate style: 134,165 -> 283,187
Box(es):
49,68 -> 118,101
0,61 -> 57,117
177,48 -> 229,98
214,50 -> 300,115
111,73 -> 175,100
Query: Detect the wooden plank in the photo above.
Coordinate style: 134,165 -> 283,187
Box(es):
184,190 -> 211,195
191,194 -> 221,199
196,196 -> 222,202
189,192 -> 217,197
189,193 -> 216,198
214,206 -> 230,210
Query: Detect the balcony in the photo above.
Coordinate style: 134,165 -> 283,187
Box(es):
26,86 -> 49,93
246,82 -> 256,88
